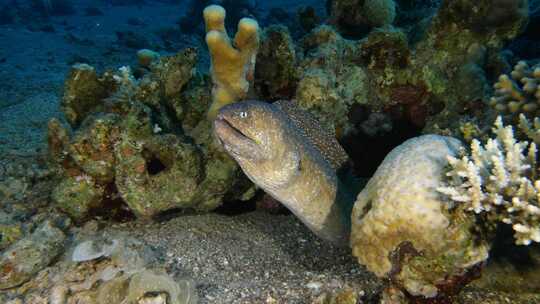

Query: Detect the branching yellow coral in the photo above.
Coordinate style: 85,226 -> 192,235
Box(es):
489,61 -> 540,118
519,113 -> 540,144
438,117 -> 540,245
203,5 -> 259,120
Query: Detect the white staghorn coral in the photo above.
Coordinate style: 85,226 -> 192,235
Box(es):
438,116 -> 540,245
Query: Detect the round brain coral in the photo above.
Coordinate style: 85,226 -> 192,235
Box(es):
351,135 -> 489,298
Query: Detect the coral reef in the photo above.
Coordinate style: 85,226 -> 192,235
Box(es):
49,48 -> 255,221
295,25 -> 371,137
489,61 -> 540,120
439,117 -> 540,245
351,135 -> 489,300
297,6 -> 321,33
204,5 -> 260,120
278,0 -> 528,142
254,25 -> 298,100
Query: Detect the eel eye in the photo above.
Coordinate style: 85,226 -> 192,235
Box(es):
239,111 -> 248,118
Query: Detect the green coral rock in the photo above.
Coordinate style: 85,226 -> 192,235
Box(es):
255,25 -> 298,100
62,63 -> 116,127
52,174 -> 105,221
115,134 -> 203,218
69,114 -> 120,183
0,220 -> 66,290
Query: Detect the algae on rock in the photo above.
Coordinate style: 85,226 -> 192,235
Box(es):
61,63 -> 117,127
270,0 -> 529,140
0,220 -> 66,290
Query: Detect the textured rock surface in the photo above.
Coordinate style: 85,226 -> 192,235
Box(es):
351,135 -> 489,298
255,25 -> 298,100
61,64 -> 116,127
114,134 -> 203,217
0,220 -> 66,289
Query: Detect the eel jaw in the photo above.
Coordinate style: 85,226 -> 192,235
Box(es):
213,116 -> 264,161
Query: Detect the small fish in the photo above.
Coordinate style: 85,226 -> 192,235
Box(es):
214,100 -> 353,245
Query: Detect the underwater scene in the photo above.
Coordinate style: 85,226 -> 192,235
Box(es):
1,0 -> 540,303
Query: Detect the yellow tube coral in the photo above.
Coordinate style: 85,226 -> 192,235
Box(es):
203,5 -> 259,120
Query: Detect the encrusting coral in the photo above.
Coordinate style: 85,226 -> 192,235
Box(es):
203,4 -> 259,120
438,116 -> 540,245
254,25 -> 298,100
489,61 -> 540,120
274,0 -> 528,140
294,25 -> 371,138
61,63 -> 116,127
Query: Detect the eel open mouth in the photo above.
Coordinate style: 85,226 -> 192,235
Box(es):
213,115 -> 262,160
214,116 -> 250,141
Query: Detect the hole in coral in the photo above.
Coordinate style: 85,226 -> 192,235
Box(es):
362,200 -> 373,216
145,155 -> 167,175
89,183 -> 136,222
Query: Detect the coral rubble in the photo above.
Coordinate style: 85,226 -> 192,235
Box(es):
1,235 -> 197,303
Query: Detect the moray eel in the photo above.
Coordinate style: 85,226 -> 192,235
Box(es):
214,100 -> 356,245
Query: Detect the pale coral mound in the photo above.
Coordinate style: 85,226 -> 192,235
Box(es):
351,135 -> 488,298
